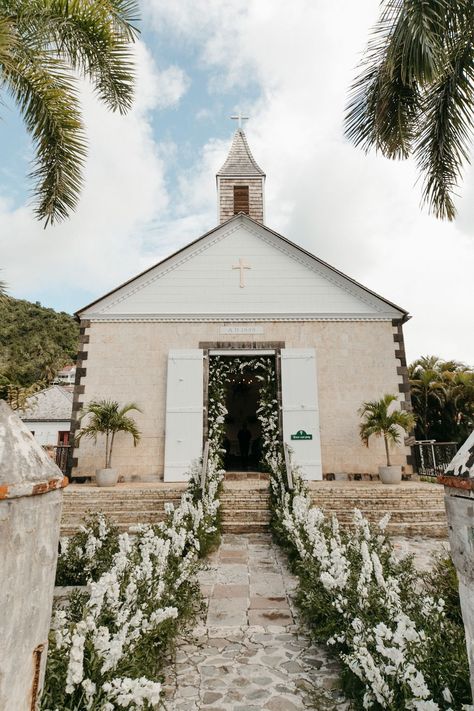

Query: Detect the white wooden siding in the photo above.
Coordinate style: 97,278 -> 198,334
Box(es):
83,221 -> 397,319
163,350 -> 204,481
281,348 -> 322,480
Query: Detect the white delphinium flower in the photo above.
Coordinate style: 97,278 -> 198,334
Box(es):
82,678 -> 97,709
442,687 -> 453,703
409,700 -> 439,711
344,644 -> 393,706
353,508 -> 372,541
65,621 -> 87,692
357,541 -> 373,601
102,677 -> 161,708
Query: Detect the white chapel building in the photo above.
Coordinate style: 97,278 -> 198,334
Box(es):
71,128 -> 413,482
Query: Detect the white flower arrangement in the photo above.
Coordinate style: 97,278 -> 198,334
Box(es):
44,448 -> 223,709
266,457 -> 470,709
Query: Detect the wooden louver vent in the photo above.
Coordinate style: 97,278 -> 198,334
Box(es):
233,185 -> 249,215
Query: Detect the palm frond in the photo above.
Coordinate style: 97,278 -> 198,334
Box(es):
3,45 -> 86,225
0,14 -> 16,74
346,0 -> 474,220
359,393 -> 414,448
0,0 -> 139,224
415,22 -> 474,220
33,0 -> 140,114
345,0 -> 426,158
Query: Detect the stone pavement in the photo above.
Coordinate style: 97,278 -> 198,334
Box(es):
164,533 -> 348,710
391,535 -> 449,571
164,534 -> 448,710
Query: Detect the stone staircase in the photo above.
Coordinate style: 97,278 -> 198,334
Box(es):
61,479 -> 447,539
309,482 -> 447,538
61,484 -> 186,536
220,477 -> 271,534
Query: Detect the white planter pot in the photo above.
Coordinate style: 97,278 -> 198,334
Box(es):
378,465 -> 402,485
95,468 -> 118,487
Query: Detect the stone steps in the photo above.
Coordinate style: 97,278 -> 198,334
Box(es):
221,521 -> 271,534
224,471 -> 269,481
324,509 -> 446,523
63,502 -> 182,514
220,485 -> 271,532
309,488 -> 444,499
60,482 -> 447,538
308,486 -> 447,537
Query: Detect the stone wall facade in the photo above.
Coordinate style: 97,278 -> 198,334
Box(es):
218,178 -> 264,224
72,319 -> 411,481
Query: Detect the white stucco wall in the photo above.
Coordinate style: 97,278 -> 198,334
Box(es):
0,491 -> 62,710
73,319 -> 411,481
22,421 -> 71,446
0,402 -> 64,711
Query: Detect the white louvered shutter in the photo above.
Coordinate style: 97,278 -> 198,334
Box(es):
163,349 -> 204,481
280,348 -> 322,480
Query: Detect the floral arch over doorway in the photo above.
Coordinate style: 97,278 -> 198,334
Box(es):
207,355 -> 282,472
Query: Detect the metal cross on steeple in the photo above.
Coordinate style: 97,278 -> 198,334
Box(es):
230,111 -> 249,129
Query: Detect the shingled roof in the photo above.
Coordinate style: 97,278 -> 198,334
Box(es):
19,385 -> 73,422
217,129 -> 265,177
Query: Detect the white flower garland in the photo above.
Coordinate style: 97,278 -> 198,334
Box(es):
208,354 -> 280,468
45,460 -> 223,709
268,462 -> 467,710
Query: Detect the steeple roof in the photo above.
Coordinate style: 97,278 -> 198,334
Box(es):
217,129 -> 265,178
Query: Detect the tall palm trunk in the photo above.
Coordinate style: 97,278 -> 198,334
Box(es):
109,432 -> 116,469
105,431 -> 110,468
384,434 -> 391,467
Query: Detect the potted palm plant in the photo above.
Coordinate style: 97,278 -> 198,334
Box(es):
359,394 -> 415,484
75,399 -> 141,486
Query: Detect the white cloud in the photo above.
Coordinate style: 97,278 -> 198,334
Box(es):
0,41 -> 189,306
143,0 -> 474,364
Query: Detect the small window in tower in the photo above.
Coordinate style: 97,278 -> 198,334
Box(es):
233,185 -> 249,215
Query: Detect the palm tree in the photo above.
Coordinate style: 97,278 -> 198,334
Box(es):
0,0 -> 139,225
409,358 -> 444,439
345,1 -> 474,220
75,399 -> 141,469
409,356 -> 474,442
359,394 -> 415,466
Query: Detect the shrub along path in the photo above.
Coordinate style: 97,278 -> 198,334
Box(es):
164,533 -> 349,710
164,532 -> 449,711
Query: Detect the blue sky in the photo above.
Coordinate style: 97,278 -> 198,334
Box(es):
0,0 -> 473,364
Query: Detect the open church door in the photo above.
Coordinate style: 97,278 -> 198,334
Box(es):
164,349 -> 204,482
280,348 -> 322,480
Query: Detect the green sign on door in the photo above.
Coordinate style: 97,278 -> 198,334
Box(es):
291,430 -> 313,441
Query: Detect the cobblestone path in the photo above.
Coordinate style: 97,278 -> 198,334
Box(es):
165,533 -> 348,711
391,536 -> 448,571
165,533 -> 447,710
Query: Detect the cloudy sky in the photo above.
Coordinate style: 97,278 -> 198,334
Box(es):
0,0 -> 473,364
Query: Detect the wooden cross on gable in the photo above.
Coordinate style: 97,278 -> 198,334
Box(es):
233,258 -> 251,288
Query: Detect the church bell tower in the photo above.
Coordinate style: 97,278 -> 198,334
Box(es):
216,125 -> 265,224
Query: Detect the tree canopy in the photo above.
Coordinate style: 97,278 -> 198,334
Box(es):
0,296 -> 79,400
346,0 -> 474,220
0,0 -> 139,225
409,355 -> 474,443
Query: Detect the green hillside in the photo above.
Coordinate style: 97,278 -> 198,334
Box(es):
0,297 -> 79,400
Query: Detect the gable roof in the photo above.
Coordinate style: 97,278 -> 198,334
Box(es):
76,213 -> 409,321
19,385 -> 73,422
217,129 -> 265,178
